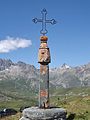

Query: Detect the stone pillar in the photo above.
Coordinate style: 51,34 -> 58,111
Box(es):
38,36 -> 50,108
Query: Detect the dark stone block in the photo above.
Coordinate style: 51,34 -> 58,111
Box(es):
19,107 -> 66,120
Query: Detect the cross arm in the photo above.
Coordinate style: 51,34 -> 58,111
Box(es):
46,19 -> 57,25
32,18 -> 42,24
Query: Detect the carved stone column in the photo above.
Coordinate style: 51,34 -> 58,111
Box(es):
38,36 -> 50,108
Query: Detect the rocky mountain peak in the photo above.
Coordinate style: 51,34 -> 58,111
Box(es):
0,59 -> 14,71
0,58 -> 90,89
60,63 -> 71,69
16,61 -> 26,67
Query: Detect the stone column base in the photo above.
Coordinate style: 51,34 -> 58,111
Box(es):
19,107 -> 66,120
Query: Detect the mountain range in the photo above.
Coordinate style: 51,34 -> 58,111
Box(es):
0,58 -> 90,95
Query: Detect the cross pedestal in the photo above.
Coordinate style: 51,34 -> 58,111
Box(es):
19,107 -> 67,120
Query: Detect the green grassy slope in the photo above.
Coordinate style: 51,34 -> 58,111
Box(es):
50,87 -> 90,120
0,87 -> 90,119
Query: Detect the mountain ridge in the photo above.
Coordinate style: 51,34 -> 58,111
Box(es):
0,58 -> 90,91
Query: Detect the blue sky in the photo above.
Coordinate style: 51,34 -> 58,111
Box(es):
0,0 -> 90,68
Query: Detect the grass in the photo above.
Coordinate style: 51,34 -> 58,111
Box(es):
50,87 -> 90,120
0,87 -> 90,120
0,99 -> 37,111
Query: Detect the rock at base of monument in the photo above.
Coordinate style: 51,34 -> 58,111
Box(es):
19,107 -> 67,120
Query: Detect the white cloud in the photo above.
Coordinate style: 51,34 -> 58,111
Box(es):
0,36 -> 32,53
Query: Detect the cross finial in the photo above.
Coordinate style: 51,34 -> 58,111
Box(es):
32,8 -> 56,36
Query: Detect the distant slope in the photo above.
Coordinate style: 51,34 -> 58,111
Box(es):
0,58 -> 90,101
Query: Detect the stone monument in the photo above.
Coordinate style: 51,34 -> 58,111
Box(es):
33,8 -> 56,108
20,9 -> 66,120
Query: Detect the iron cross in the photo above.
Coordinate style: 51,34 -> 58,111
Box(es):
32,8 -> 56,36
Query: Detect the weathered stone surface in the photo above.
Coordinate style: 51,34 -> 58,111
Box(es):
19,107 -> 66,120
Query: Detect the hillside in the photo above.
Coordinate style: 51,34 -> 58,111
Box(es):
0,59 -> 90,101
0,59 -> 90,119
0,87 -> 90,120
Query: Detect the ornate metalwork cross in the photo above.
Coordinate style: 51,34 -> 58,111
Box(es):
32,8 -> 56,36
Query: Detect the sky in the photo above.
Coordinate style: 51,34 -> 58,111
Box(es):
0,0 -> 90,68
